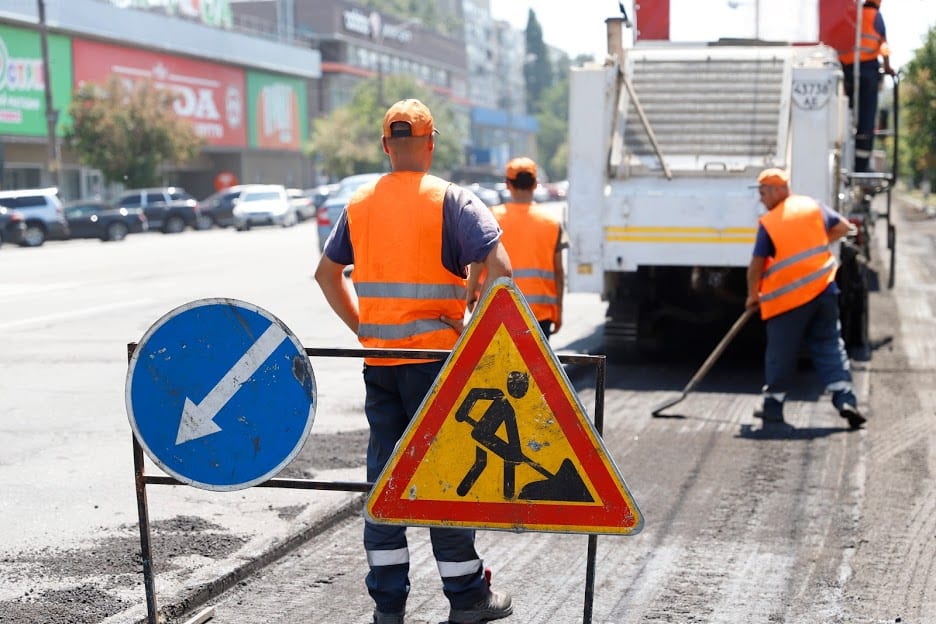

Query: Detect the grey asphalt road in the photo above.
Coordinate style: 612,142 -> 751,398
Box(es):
164,195 -> 936,623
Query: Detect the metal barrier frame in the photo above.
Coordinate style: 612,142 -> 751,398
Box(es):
128,344 -> 608,624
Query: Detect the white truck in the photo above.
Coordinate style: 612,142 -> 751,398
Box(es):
566,13 -> 896,357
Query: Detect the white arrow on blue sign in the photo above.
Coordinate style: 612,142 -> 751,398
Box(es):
125,298 -> 316,491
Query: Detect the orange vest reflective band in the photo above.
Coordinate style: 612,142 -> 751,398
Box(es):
347,172 -> 466,365
838,6 -> 887,65
757,195 -> 837,320
492,201 -> 560,323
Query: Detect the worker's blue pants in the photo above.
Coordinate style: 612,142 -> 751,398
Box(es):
362,362 -> 487,614
763,290 -> 855,411
842,63 -> 881,173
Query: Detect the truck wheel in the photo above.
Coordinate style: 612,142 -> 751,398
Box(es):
837,242 -> 869,357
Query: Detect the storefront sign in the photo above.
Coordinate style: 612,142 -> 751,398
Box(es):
247,71 -> 307,151
342,9 -> 414,44
0,25 -> 72,138
106,0 -> 233,29
73,39 -> 246,147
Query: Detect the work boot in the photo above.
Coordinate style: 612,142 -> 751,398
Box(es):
753,398 -> 784,424
448,588 -> 513,624
838,403 -> 866,430
372,609 -> 405,624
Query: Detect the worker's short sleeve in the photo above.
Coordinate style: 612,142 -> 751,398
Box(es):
441,185 -> 502,277
819,202 -> 845,232
752,224 -> 774,258
323,209 -> 354,266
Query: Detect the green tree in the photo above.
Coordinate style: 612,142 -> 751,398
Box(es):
536,77 -> 569,181
307,75 -> 463,179
64,76 -> 202,188
523,9 -> 553,114
900,26 -> 936,188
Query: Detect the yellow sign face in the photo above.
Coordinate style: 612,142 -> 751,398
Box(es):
366,279 -> 642,534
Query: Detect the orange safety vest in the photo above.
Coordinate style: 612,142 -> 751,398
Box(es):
757,195 -> 837,320
492,201 -> 560,323
347,171 -> 466,366
838,5 -> 889,65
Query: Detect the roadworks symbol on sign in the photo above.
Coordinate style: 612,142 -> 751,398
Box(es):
366,278 -> 643,535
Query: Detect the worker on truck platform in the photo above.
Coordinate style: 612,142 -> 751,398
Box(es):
838,0 -> 896,173
745,168 -> 867,430
314,98 -> 514,624
469,157 -> 567,338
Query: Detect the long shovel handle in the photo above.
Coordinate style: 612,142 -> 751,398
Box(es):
681,307 -> 756,395
651,307 -> 756,417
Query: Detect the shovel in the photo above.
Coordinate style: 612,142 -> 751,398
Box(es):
651,307 -> 756,417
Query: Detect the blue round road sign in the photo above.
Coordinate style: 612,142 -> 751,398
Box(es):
126,298 -> 316,491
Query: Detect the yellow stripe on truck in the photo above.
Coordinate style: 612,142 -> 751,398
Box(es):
605,226 -> 756,244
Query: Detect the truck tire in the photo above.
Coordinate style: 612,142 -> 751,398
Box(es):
837,241 -> 869,357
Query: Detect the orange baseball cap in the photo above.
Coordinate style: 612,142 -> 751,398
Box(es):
506,157 -> 537,180
756,167 -> 789,187
383,99 -> 436,138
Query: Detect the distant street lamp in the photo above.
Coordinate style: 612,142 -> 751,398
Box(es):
37,0 -> 61,188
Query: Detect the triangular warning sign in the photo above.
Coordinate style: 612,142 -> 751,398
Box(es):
366,279 -> 643,535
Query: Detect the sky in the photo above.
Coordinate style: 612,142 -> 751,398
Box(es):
489,0 -> 934,71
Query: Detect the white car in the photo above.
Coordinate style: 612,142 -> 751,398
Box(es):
232,184 -> 297,230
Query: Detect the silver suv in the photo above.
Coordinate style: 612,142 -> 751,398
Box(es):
0,187 -> 70,247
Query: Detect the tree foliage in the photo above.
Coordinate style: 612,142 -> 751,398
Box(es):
64,76 -> 202,188
523,9 -> 553,115
900,26 -> 936,187
306,75 -> 463,179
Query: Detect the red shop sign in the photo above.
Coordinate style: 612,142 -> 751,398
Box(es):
72,39 -> 247,148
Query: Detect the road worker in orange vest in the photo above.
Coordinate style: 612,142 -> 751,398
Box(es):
745,168 -> 866,430
838,0 -> 896,173
469,157 -> 567,338
314,98 -> 514,624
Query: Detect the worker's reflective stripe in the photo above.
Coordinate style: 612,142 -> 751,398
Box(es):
759,257 -> 836,303
367,547 -> 410,567
524,294 -> 558,305
855,148 -> 873,158
359,318 -> 452,340
826,380 -> 852,392
356,282 -> 466,300
762,244 -> 829,279
436,558 -> 481,578
513,268 -> 554,280
764,391 -> 786,402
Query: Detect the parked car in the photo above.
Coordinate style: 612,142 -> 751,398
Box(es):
197,185 -> 246,228
464,183 -> 502,208
232,184 -> 297,230
0,205 -> 27,247
316,173 -> 383,251
117,187 -> 205,233
309,183 -> 340,210
287,187 -> 316,222
0,187 -> 70,247
63,200 -> 148,241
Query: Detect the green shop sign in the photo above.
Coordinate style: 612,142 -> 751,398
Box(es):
0,25 -> 72,138
246,71 -> 308,152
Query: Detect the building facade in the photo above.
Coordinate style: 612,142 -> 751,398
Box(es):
0,0 -> 541,199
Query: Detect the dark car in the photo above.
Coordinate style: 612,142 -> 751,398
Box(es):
117,187 -> 205,233
197,185 -> 246,228
63,200 -> 148,241
0,205 -> 27,247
